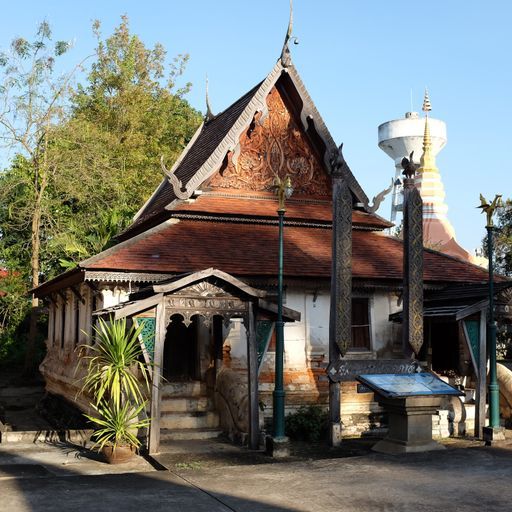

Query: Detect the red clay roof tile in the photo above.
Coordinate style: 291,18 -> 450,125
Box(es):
86,219 -> 491,284
172,192 -> 391,229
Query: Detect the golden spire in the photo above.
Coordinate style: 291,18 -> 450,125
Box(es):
419,89 -> 437,172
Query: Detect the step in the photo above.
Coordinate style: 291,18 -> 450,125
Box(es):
161,381 -> 207,398
161,396 -> 213,413
160,428 -> 223,442
0,429 -> 93,445
160,411 -> 219,430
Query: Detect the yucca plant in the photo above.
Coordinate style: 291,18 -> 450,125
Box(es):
85,400 -> 151,452
81,317 -> 151,409
79,317 -> 152,457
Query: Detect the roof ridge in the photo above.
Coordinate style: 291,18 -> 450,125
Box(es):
123,60 -> 370,241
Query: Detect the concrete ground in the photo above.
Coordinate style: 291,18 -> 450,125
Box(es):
2,437 -> 512,512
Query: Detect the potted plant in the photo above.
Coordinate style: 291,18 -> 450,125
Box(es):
79,317 -> 151,463
86,401 -> 150,464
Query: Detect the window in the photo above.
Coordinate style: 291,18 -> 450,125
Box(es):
351,298 -> 371,350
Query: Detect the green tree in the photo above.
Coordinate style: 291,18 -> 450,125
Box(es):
492,198 -> 512,277
0,18 -> 201,367
49,16 -> 201,265
0,22 -> 80,371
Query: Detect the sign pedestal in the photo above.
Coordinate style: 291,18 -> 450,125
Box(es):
372,395 -> 445,454
356,372 -> 463,455
483,426 -> 506,446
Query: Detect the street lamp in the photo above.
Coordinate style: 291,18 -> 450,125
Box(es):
478,193 -> 505,442
272,175 -> 293,444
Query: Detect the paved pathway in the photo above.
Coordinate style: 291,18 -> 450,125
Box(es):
2,439 -> 512,511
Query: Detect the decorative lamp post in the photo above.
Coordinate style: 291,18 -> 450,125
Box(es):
478,193 -> 505,443
268,175 -> 293,455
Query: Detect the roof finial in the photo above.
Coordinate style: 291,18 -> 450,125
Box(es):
205,74 -> 215,122
422,88 -> 432,115
280,0 -> 298,67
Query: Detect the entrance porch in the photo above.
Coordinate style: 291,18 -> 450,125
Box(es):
99,268 -> 300,454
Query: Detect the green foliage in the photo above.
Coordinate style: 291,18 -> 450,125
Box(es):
44,16 -> 201,268
85,400 -> 150,451
285,406 -> 328,442
54,209 -> 131,270
80,318 -> 150,410
497,328 -> 512,360
0,272 -> 30,364
79,318 -> 152,451
0,17 -> 201,365
489,198 -> 512,276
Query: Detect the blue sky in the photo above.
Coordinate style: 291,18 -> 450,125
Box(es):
1,0 -> 510,252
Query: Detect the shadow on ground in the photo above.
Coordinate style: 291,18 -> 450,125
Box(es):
153,436 -> 376,472
0,440 -> 301,512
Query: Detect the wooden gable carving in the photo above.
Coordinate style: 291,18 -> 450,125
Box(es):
209,87 -> 331,197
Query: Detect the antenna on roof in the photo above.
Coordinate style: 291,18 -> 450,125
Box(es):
205,74 -> 215,122
280,0 -> 299,68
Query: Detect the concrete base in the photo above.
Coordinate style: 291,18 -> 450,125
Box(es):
373,437 -> 445,455
372,395 -> 445,455
265,436 -> 290,458
483,426 -> 506,445
329,422 -> 342,447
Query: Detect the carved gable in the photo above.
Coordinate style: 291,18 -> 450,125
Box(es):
208,87 -> 331,197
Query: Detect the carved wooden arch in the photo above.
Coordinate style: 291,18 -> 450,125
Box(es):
163,280 -> 251,329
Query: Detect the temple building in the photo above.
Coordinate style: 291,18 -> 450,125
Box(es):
33,34 -> 508,452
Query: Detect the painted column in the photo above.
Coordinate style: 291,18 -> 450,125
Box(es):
149,300 -> 166,455
246,302 -> 260,450
329,148 -> 352,446
402,173 -> 424,357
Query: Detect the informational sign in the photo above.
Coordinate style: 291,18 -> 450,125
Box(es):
356,372 -> 464,399
326,359 -> 420,382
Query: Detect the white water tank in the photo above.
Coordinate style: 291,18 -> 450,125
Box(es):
378,112 -> 447,222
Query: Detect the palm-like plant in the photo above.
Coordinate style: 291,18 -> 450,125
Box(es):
85,401 -> 150,451
81,317 -> 151,409
79,317 -> 152,456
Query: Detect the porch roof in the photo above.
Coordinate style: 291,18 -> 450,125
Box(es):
94,268 -> 301,322
389,282 -> 512,323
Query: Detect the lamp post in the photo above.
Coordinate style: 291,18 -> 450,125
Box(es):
478,193 -> 505,443
271,175 -> 293,447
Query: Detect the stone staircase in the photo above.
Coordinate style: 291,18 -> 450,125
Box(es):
160,381 -> 222,442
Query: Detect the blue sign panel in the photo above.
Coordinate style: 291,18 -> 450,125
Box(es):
356,373 -> 464,399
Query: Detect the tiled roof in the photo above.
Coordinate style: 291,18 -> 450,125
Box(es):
85,218 -> 492,284
121,62 -> 370,242
122,82 -> 263,237
171,192 -> 392,229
